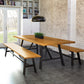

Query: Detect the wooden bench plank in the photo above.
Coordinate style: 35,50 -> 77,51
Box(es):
51,44 -> 84,52
3,43 -> 41,75
3,43 -> 41,59
61,45 -> 84,52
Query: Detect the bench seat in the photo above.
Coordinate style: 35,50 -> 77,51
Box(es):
3,43 -> 41,59
3,43 -> 41,75
61,45 -> 84,53
51,44 -> 84,66
51,44 -> 84,52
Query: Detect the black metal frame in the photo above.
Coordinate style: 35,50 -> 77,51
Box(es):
28,43 -> 39,54
71,52 -> 81,66
23,58 -> 37,75
20,40 -> 65,69
39,44 -> 65,69
45,48 -> 82,66
5,47 -> 8,57
39,46 -> 43,69
21,40 -> 38,53
21,40 -> 24,46
77,52 -> 81,65
5,47 -> 14,57
5,47 -> 37,76
58,45 -> 65,66
36,44 -> 38,54
71,52 -> 74,66
21,39 -> 82,68
45,46 -> 52,59
28,43 -> 33,50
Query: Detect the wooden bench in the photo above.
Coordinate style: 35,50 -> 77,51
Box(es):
51,44 -> 84,66
3,43 -> 41,75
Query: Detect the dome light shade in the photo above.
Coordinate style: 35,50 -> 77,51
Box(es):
32,16 -> 46,22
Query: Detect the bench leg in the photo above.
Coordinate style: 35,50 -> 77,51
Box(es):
71,52 -> 74,66
58,45 -> 65,66
11,50 -> 14,56
32,58 -> 37,73
5,47 -> 8,57
77,52 -> 81,65
23,59 -> 26,75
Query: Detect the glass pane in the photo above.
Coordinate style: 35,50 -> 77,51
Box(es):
7,10 -> 18,43
0,9 -> 3,43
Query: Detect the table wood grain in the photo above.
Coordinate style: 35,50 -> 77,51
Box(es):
14,35 -> 75,46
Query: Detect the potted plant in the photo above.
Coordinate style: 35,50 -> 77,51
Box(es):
34,32 -> 44,39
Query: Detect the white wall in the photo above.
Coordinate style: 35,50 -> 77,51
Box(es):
22,19 -> 40,35
68,0 -> 76,42
22,19 -> 40,46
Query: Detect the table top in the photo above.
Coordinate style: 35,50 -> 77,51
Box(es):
14,35 -> 75,46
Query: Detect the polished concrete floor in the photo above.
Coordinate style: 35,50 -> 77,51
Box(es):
0,48 -> 84,84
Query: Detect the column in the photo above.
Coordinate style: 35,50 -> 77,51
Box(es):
68,0 -> 76,41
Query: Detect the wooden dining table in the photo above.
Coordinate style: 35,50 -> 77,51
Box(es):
14,35 -> 75,69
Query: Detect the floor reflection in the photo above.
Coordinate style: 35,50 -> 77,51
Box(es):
0,48 -> 26,84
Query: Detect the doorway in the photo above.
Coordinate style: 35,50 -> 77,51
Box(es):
0,7 -> 21,47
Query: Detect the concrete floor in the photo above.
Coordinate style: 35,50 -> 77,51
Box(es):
0,48 -> 84,84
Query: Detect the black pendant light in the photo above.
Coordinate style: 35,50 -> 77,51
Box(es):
32,15 -> 46,22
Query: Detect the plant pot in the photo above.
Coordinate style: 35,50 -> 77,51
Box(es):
35,35 -> 44,39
